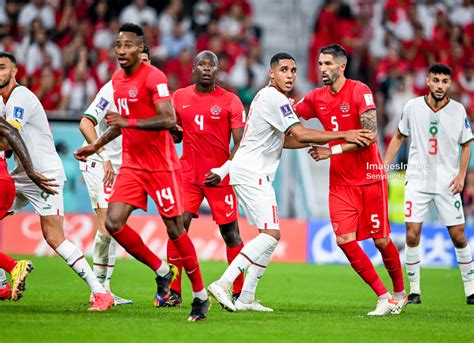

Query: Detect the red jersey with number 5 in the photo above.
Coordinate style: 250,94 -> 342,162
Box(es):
173,85 -> 245,185
111,62 -> 180,172
294,79 -> 385,186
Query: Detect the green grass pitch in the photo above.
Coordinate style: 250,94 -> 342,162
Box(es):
0,256 -> 472,343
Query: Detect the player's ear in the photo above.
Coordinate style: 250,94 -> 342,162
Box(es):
268,68 -> 274,80
11,65 -> 17,78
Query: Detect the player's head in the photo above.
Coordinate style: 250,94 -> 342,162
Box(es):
319,44 -> 347,86
269,52 -> 296,95
426,63 -> 452,102
115,23 -> 144,70
141,43 -> 151,64
193,50 -> 218,88
0,52 -> 17,89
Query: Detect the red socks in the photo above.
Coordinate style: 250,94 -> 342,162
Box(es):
379,240 -> 405,293
339,240 -> 388,297
112,224 -> 163,271
0,252 -> 16,273
167,239 -> 182,294
227,243 -> 244,295
172,232 -> 204,292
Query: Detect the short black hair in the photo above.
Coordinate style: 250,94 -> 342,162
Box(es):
119,23 -> 144,38
195,50 -> 218,65
270,52 -> 295,67
0,52 -> 16,65
142,44 -> 150,57
320,44 -> 347,60
428,63 -> 451,76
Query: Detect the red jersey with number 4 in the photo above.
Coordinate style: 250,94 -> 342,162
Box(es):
173,85 -> 245,185
111,62 -> 180,172
294,79 -> 385,186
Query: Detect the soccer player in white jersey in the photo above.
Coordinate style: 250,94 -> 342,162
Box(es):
0,52 -> 114,311
208,52 -> 374,312
384,63 -> 474,305
77,45 -> 151,306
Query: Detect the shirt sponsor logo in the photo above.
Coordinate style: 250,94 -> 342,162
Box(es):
13,106 -> 24,120
97,97 -> 110,111
129,86 -> 139,99
279,104 -> 293,117
340,102 -> 350,113
157,83 -> 170,97
363,94 -> 374,106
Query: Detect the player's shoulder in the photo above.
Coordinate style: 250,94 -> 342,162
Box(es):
447,97 -> 465,111
348,79 -> 371,92
174,85 -> 193,97
8,85 -> 38,104
216,85 -> 241,102
144,62 -> 167,79
260,85 -> 288,102
406,96 -> 424,108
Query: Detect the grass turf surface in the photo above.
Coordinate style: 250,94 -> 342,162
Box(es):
0,256 -> 472,343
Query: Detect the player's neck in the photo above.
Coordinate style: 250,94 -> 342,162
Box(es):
124,60 -> 142,76
0,79 -> 16,102
328,76 -> 346,94
426,94 -> 448,110
195,83 -> 216,94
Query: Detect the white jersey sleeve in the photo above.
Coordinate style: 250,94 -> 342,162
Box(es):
398,101 -> 411,136
459,108 -> 472,144
5,85 -> 34,131
265,90 -> 300,133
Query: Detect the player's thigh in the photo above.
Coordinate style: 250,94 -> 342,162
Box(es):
11,172 -> 65,216
360,180 -> 391,240
434,192 -> 465,226
404,189 -> 432,223
80,161 -> 113,210
204,185 -> 238,225
182,182 -> 204,219
233,183 -> 279,230
329,184 -> 360,237
109,167 -> 148,211
145,170 -> 184,219
0,178 -> 15,218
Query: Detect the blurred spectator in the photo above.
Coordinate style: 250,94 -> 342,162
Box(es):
119,0 -> 157,26
163,48 -> 194,91
93,17 -> 120,50
58,63 -> 97,112
25,27 -> 62,75
159,0 -> 189,38
161,21 -> 195,59
31,66 -> 62,111
0,0 -> 8,25
449,0 -> 474,28
18,0 -> 55,31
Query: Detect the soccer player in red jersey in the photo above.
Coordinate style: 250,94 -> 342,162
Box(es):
166,50 -> 245,306
74,23 -> 209,321
294,44 -> 407,315
0,116 -> 57,300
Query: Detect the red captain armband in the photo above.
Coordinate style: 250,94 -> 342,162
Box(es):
128,119 -> 138,128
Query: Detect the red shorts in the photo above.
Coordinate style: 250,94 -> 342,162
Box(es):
109,167 -> 183,218
183,182 -> 238,225
329,180 -> 390,241
0,178 -> 15,219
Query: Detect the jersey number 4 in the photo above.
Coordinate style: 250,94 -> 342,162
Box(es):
117,98 -> 130,116
195,115 -> 204,130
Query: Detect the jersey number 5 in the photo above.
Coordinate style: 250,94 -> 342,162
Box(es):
195,115 -> 204,130
331,116 -> 338,131
117,98 -> 130,116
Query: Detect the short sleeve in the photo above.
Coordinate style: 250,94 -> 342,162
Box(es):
398,102 -> 410,137
5,87 -> 33,130
294,92 -> 317,120
83,81 -> 114,126
229,95 -> 246,129
172,91 -> 182,127
265,91 -> 300,133
353,82 -> 376,115
459,107 -> 473,144
147,68 -> 172,104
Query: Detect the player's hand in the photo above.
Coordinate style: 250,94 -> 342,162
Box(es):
204,171 -> 221,186
449,174 -> 465,195
102,160 -> 115,186
74,145 -> 98,161
308,146 -> 331,161
343,129 -> 375,146
106,111 -> 128,128
26,170 -> 59,195
170,124 -> 183,143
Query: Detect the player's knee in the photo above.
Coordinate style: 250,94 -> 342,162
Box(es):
374,237 -> 389,250
219,222 -> 242,246
405,230 -> 420,246
105,216 -> 125,234
43,233 -> 63,249
450,231 -> 467,248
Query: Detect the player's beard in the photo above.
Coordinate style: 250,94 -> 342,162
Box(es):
0,75 -> 11,89
430,90 -> 446,102
322,72 -> 337,86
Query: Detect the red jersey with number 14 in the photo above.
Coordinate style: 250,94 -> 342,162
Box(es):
111,62 -> 180,172
294,79 -> 385,186
173,85 -> 245,185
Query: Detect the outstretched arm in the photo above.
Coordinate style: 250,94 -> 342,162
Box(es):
288,123 -> 373,146
383,130 -> 407,165
74,125 -> 121,161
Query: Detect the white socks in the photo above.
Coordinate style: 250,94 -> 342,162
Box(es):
56,239 -> 105,294
0,269 -> 7,288
219,233 -> 278,289
405,244 -> 421,295
455,244 -> 474,297
155,261 -> 170,277
93,232 -> 111,287
239,241 -> 277,303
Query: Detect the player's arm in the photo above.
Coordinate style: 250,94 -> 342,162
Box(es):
283,134 -> 309,149
287,123 -> 373,146
79,116 -> 115,186
383,129 -> 407,165
204,127 -> 245,186
74,126 -> 121,162
450,141 -> 471,195
105,100 -> 177,131
0,118 -> 58,194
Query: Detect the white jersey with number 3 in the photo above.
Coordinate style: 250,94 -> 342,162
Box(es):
398,96 -> 472,194
2,85 -> 65,178
82,80 -> 122,172
230,85 -> 300,185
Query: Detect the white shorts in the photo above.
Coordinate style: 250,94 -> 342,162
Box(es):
10,171 -> 65,216
232,182 -> 279,230
80,160 -> 114,209
405,189 -> 465,226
